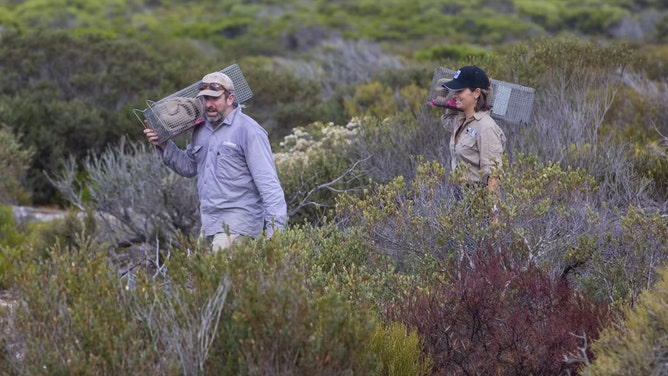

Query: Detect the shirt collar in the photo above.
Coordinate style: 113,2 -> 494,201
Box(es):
222,106 -> 240,127
207,106 -> 240,130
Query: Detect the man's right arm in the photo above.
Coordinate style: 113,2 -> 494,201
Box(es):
143,123 -> 197,178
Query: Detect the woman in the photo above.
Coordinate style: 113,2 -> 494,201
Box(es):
440,65 -> 506,194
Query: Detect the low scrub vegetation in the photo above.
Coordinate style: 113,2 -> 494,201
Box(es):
1,17 -> 668,376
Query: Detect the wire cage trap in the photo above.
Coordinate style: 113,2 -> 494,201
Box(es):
429,67 -> 536,125
133,64 -> 253,143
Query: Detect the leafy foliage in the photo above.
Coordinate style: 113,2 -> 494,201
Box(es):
2,2 -> 668,374
8,236 -> 163,375
366,322 -> 433,376
0,125 -> 33,205
567,206 -> 668,309
1,222 -> 430,375
589,264 -> 668,375
335,154 -> 597,276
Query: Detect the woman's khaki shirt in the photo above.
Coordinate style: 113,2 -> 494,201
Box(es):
441,110 -> 506,185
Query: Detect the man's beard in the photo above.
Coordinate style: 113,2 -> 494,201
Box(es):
205,112 -> 225,126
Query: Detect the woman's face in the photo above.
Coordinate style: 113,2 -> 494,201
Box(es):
452,88 -> 478,114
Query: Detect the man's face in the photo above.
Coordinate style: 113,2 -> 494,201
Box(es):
201,92 -> 235,125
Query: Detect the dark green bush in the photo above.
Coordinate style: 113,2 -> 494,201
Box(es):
412,44 -> 489,63
0,125 -> 33,205
0,30 -> 215,204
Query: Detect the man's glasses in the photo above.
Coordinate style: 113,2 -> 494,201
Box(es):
198,82 -> 230,93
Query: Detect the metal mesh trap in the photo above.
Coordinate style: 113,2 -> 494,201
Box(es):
133,64 -> 253,143
430,67 -> 535,125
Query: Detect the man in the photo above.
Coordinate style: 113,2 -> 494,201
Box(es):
144,71 -> 287,251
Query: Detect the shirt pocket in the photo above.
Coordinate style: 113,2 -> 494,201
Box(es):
216,141 -> 245,178
457,132 -> 477,151
218,141 -> 239,158
456,133 -> 479,165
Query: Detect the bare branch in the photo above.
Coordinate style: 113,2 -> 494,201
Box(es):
288,157 -> 370,217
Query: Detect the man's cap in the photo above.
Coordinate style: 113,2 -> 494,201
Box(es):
197,72 -> 235,97
443,65 -> 490,91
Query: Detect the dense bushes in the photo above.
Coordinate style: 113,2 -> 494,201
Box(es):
2,0 -> 665,54
2,6 -> 668,375
395,254 -> 609,375
1,224 -> 431,375
0,125 -> 33,205
589,264 -> 668,375
0,30 -> 216,204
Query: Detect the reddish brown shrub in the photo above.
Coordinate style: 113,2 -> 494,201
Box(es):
394,251 -> 610,375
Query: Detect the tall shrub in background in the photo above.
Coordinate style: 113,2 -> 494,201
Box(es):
489,37 -> 656,208
0,30 -> 216,204
0,125 -> 33,205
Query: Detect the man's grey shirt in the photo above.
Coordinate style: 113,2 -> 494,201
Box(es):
160,106 -> 287,238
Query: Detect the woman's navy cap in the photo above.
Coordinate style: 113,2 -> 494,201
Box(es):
443,66 -> 490,91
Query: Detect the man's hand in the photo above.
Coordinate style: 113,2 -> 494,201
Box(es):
142,120 -> 167,150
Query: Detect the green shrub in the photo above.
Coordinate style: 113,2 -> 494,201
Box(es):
274,121 -> 365,225
2,222 -> 429,374
632,142 -> 668,196
0,125 -> 33,205
0,205 -> 24,250
366,322 -> 433,376
0,205 -> 25,291
200,225 -> 423,375
343,81 -> 398,119
567,206 -> 668,310
412,44 -> 489,63
7,236 -> 167,375
336,153 -> 597,275
589,264 -> 668,375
